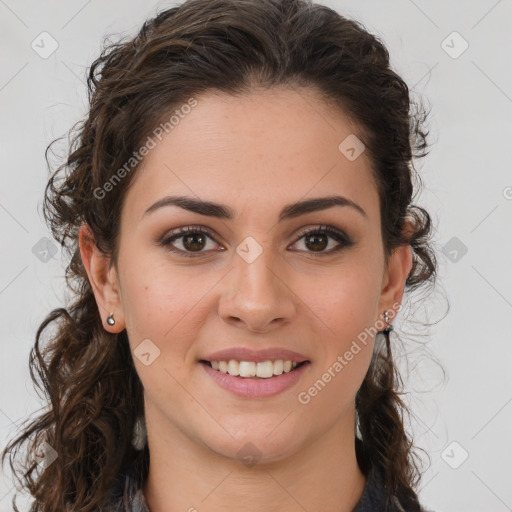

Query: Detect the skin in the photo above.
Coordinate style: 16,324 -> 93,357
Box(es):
80,86 -> 412,512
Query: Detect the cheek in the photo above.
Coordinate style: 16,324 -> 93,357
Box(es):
290,256 -> 380,400
298,277 -> 376,414
118,250 -> 201,345
296,261 -> 382,342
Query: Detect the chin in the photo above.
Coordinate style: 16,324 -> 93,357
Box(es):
205,430 -> 303,467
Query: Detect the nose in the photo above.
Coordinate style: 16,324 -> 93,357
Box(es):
218,246 -> 297,334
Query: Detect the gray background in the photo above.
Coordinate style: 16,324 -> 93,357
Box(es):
1,1 -> 511,510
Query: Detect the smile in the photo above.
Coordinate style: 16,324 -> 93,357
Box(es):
199,359 -> 311,399
201,359 -> 308,379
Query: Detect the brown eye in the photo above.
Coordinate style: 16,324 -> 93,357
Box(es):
160,226 -> 220,257
304,233 -> 328,252
290,225 -> 354,255
160,224 -> 353,258
181,232 -> 207,251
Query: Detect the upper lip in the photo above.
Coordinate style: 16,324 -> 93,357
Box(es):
200,347 -> 310,363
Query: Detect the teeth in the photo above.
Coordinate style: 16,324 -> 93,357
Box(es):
209,359 -> 300,379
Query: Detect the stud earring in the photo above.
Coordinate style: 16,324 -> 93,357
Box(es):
106,313 -> 115,326
383,310 -> 393,332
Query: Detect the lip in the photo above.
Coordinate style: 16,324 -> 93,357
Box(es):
200,360 -> 311,399
200,347 -> 310,363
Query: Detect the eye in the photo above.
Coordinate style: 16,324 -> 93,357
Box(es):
160,226 -> 222,257
289,225 -> 354,255
160,224 -> 353,257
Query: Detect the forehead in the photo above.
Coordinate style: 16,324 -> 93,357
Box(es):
121,87 -> 379,225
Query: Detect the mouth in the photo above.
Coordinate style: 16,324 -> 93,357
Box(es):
199,359 -> 310,379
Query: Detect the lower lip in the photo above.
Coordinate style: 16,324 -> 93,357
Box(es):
199,361 -> 311,399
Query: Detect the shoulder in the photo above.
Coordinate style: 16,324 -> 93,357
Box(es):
104,455 -> 150,512
352,464 -> 435,512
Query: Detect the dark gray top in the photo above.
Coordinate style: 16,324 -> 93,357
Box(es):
104,458 -> 435,512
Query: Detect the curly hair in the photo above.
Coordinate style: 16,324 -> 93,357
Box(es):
1,0 -> 438,510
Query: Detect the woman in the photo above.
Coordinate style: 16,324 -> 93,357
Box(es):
2,0 -> 438,510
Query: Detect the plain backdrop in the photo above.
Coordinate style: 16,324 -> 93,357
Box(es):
1,1 -> 511,511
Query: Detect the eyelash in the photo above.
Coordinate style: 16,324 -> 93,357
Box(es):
159,224 -> 354,258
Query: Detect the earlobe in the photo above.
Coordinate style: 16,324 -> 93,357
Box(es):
378,244 -> 413,320
78,223 -> 125,332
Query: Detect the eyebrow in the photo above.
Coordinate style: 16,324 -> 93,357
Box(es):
142,195 -> 367,222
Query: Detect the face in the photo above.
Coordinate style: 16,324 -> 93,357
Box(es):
82,86 -> 410,464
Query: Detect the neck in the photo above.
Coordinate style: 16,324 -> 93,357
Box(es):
142,406 -> 366,512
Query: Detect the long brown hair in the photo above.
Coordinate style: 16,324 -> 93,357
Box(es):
2,0 -> 438,510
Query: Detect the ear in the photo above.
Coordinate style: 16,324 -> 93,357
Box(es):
78,223 -> 125,333
377,225 -> 413,325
